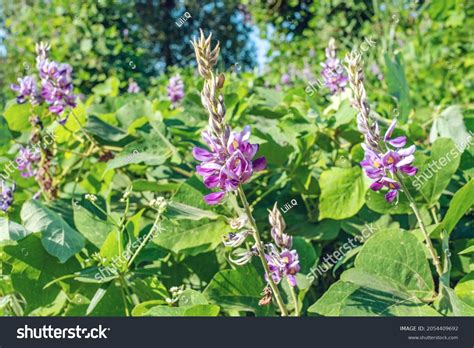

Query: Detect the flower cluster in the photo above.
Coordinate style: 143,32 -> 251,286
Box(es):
11,42 -> 76,124
16,147 -> 41,178
127,79 -> 140,93
345,51 -> 417,203
320,38 -> 348,95
0,182 -> 15,212
265,203 -> 300,287
360,119 -> 417,202
167,74 -> 185,105
193,126 -> 266,205
223,203 -> 300,289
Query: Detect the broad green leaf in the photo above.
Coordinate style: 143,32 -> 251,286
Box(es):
435,180 -> 474,235
3,235 -> 80,314
415,138 -> 461,205
3,101 -> 31,131
429,106 -> 471,150
0,217 -> 31,243
143,304 -> 220,317
73,200 -> 115,248
384,53 -> 412,122
204,265 -> 273,316
178,289 -> 208,306
166,201 -> 220,221
319,166 -> 367,220
21,200 -> 85,263
155,219 -> 227,256
454,272 -> 474,307
354,229 -> 435,299
293,237 -> 318,274
84,116 -> 129,142
333,99 -> 357,128
308,280 -> 440,317
91,76 -> 119,97
366,189 -> 411,214
116,98 -> 153,129
308,229 -> 438,316
436,281 -> 474,316
458,245 -> 474,255
104,131 -> 171,172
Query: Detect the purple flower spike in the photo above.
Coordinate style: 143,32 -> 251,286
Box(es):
10,76 -> 40,104
320,38 -> 348,95
16,147 -> 41,178
0,182 -> 15,212
265,247 -> 300,287
360,119 -> 418,203
127,80 -> 140,93
193,126 -> 266,205
167,74 -> 185,105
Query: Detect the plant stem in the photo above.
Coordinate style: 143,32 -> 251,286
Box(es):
127,212 -> 161,269
237,186 -> 289,316
397,173 -> 443,277
288,280 -> 299,316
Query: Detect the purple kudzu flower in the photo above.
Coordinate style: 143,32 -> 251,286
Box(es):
127,79 -> 140,93
10,76 -> 41,104
360,119 -> 417,202
280,73 -> 291,85
193,126 -> 266,205
167,74 -> 185,105
320,38 -> 348,95
16,147 -> 41,178
265,246 -> 301,287
0,182 -> 15,212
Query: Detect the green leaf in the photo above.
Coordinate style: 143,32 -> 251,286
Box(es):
319,167 -> 367,220
155,219 -> 227,256
293,237 -> 317,274
86,284 -> 110,316
73,200 -> 115,248
116,98 -> 153,129
84,116 -> 129,142
333,100 -> 357,128
0,116 -> 12,149
308,229 -> 438,316
0,217 -> 31,243
429,106 -> 471,150
166,201 -> 220,221
454,272 -> 474,307
21,200 -> 85,263
366,189 -> 412,214
308,280 -> 440,316
3,235 -> 80,314
354,229 -> 435,298
204,265 -> 273,316
436,180 -> 474,235
415,138 -> 461,205
384,53 -> 412,122
436,281 -> 474,316
143,304 -> 220,317
3,101 -> 31,131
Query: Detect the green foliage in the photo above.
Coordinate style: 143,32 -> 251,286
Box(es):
0,0 -> 471,318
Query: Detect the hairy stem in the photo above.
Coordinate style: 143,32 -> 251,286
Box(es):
397,173 -> 443,277
237,186 -> 288,316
